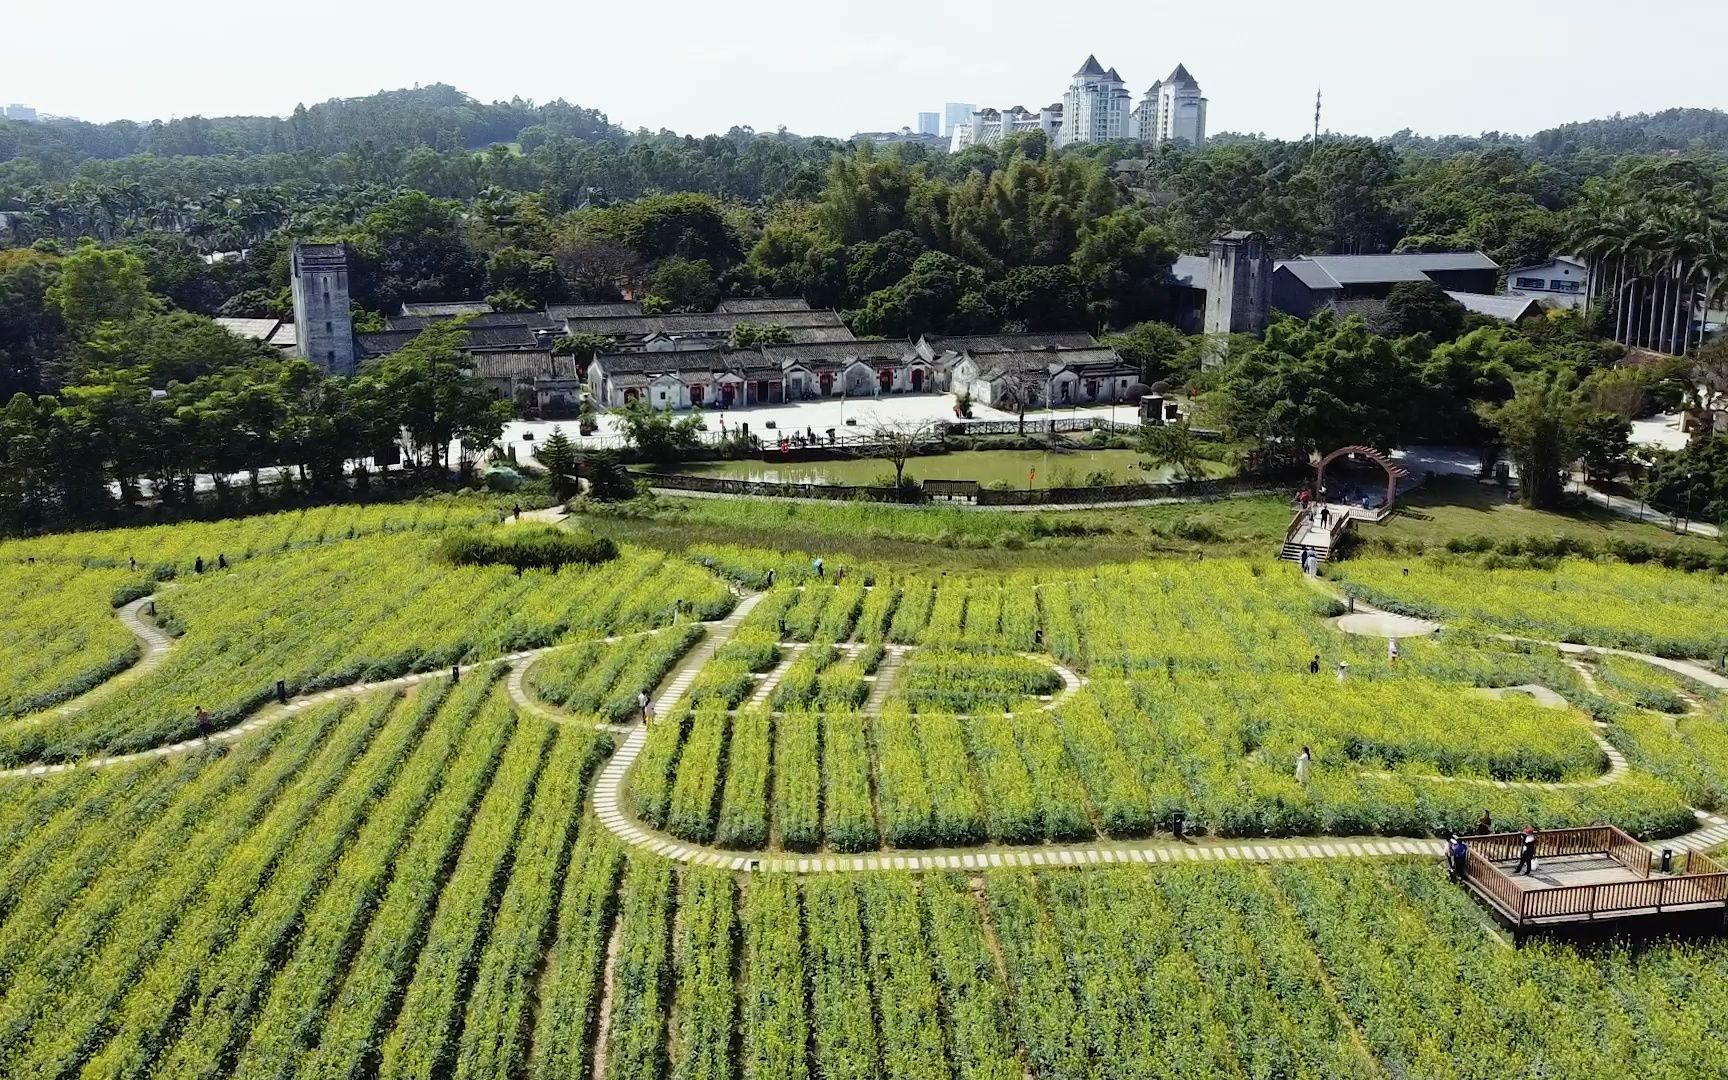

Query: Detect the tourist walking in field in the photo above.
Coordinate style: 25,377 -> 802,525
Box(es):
638,689 -> 650,725
1308,654 -> 1320,675
1295,746 -> 1312,785
1516,826 -> 1538,874
1388,638 -> 1400,663
1336,661 -> 1348,682
195,705 -> 213,740
813,557 -> 824,579
1475,810 -> 1492,835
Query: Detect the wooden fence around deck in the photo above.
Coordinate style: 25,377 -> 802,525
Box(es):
1460,825 -> 1728,927
1464,825 -> 1651,876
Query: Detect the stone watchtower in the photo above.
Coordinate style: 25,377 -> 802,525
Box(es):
290,241 -> 357,375
1202,230 -> 1271,366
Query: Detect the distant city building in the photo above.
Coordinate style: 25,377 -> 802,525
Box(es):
949,105 -> 1063,153
1506,256 -> 1587,309
855,126 -> 948,150
917,112 -> 940,137
1058,55 -> 1131,147
3,104 -> 38,122
1132,64 -> 1207,145
942,102 -> 976,136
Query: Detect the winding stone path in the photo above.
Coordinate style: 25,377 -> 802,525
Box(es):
14,576 -> 1728,871
12,596 -> 178,729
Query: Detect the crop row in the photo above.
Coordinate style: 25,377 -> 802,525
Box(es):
2,497 -> 514,573
374,708 -> 554,1080
773,644 -> 840,708
894,650 -> 1063,713
606,858 -> 675,1080
0,711 -> 326,1066
14,692 -> 386,1079
526,623 -> 704,721
0,562 -> 142,718
1335,556 -> 1728,660
525,830 -> 625,1080
448,727 -> 607,1080
0,535 -> 734,765
159,685 -> 459,1080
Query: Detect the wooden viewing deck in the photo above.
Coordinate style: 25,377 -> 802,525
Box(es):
1460,826 -> 1728,941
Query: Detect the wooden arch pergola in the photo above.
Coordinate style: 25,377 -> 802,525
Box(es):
1313,445 -> 1409,510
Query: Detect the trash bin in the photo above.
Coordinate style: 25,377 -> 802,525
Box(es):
1662,848 -> 1674,874
1172,810 -> 1186,841
276,679 -> 287,705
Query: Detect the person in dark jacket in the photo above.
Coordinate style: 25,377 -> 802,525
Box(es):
1516,826 -> 1537,874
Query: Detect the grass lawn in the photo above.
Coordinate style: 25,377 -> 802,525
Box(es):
582,475 -> 1723,570
1373,476 -> 1721,554
579,492 -> 1296,570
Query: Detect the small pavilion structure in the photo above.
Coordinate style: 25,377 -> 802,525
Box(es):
1459,825 -> 1728,943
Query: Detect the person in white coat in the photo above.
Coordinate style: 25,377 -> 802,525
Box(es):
1295,746 -> 1312,785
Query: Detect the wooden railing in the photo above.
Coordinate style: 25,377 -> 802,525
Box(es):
1518,874 -> 1728,922
1461,849 -> 1525,919
1689,849 -> 1727,876
1460,825 -> 1727,926
1463,825 -> 1647,872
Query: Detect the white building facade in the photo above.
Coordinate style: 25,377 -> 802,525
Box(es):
1058,55 -> 1131,147
1506,257 -> 1587,309
950,105 -> 1063,153
1132,64 -> 1207,145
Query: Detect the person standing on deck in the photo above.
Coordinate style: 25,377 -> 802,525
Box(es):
1516,826 -> 1538,874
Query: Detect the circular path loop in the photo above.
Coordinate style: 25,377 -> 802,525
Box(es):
9,577 -> 1728,871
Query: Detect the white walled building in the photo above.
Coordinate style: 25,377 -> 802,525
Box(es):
1058,55 -> 1131,147
950,104 -> 1063,152
1506,256 -> 1587,309
1132,64 -> 1207,146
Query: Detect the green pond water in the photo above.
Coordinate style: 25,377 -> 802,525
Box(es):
668,449 -> 1231,487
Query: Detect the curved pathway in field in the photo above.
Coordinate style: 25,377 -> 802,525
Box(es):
6,596 -> 178,732
11,577 -> 1728,872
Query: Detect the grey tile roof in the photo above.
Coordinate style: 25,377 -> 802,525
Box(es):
760,339 -> 909,369
1279,261 -> 1343,291
715,297 -> 812,314
976,346 -> 1127,380
1166,63 -> 1198,85
355,330 -> 420,358
559,309 -> 849,337
1075,54 -> 1106,77
926,331 -> 1099,354
399,301 -> 493,317
1444,291 -> 1544,321
469,353 -> 572,378
593,349 -> 731,376
387,311 -> 557,332
1292,252 -> 1499,285
214,317 -> 281,341
547,301 -> 644,320
784,327 -> 859,344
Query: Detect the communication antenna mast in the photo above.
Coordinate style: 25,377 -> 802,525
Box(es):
1313,86 -> 1322,148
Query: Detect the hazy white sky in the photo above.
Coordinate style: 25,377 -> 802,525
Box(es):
5,0 -> 1724,140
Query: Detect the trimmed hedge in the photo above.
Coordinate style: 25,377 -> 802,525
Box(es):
436,526 -> 616,571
